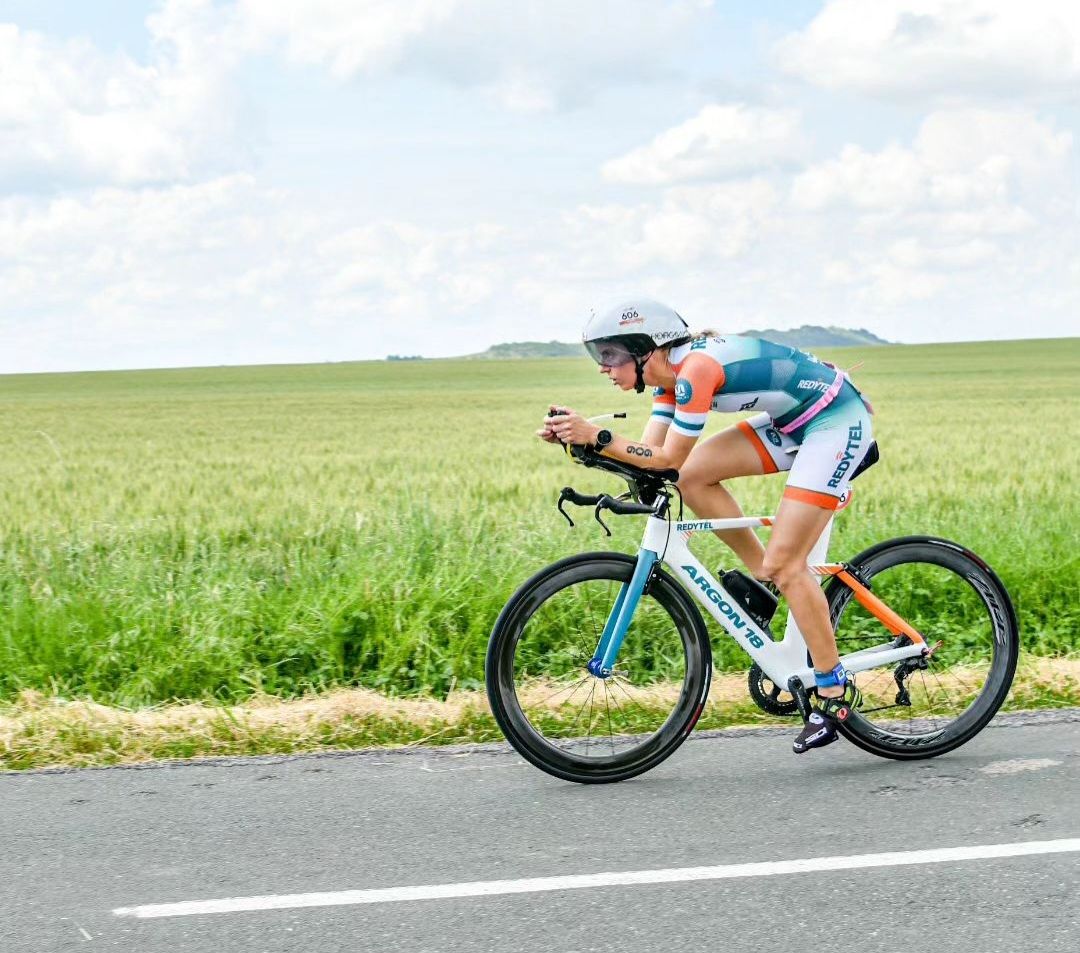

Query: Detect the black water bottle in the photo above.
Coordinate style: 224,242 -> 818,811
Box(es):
721,569 -> 778,635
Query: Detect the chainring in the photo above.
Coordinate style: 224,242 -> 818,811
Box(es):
748,663 -> 800,716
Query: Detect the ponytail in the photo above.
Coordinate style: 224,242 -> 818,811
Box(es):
663,328 -> 718,350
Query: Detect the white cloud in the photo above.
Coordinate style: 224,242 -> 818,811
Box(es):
787,108 -> 1076,312
792,143 -> 925,212
915,109 -> 1072,175
792,108 -> 1071,218
602,104 -> 805,185
775,0 -> 1080,100
314,220 -> 505,315
237,0 -> 453,78
0,175 -> 518,371
861,261 -> 947,305
237,0 -> 711,112
822,260 -> 856,285
561,179 -> 781,272
0,0 -> 248,187
886,236 -> 999,270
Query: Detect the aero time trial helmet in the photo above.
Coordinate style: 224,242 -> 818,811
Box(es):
582,299 -> 691,392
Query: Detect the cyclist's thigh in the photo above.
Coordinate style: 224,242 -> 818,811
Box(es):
783,403 -> 873,510
680,413 -> 796,484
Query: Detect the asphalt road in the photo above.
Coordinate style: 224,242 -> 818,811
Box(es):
3,710 -> 1078,953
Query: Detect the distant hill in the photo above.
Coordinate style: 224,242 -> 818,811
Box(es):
737,325 -> 891,348
462,340 -> 583,359
458,326 -> 890,360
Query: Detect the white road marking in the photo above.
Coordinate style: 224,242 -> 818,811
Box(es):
113,838 -> 1080,920
979,758 -> 1062,775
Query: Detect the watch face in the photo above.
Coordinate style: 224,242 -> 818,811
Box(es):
597,429 -> 612,446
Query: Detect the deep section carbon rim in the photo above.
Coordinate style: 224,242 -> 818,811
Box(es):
486,554 -> 711,783
826,537 -> 1018,758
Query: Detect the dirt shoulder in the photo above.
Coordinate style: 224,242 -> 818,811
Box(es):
2,656 -> 1076,772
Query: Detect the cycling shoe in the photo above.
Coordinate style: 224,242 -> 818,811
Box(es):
792,686 -> 860,754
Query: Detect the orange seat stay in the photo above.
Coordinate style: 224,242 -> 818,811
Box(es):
811,565 -> 927,645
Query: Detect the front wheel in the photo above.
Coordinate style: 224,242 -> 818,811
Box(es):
826,536 -> 1019,759
486,553 -> 712,783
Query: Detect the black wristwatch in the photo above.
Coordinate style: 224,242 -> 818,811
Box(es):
593,429 -> 613,453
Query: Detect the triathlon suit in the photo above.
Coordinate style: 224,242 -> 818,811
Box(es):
650,336 -> 874,510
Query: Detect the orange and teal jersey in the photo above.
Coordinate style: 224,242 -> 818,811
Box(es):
650,335 -> 863,439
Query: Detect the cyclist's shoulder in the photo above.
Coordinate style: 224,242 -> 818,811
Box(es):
673,346 -> 724,383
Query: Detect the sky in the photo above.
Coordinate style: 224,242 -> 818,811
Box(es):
1,0 -> 1078,374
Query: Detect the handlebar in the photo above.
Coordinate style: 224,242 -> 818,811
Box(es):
603,496 -> 658,516
558,487 -> 603,508
557,485 -> 662,536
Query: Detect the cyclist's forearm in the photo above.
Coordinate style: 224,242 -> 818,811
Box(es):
599,433 -> 679,469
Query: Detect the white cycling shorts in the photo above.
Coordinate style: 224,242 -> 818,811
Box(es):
735,406 -> 874,510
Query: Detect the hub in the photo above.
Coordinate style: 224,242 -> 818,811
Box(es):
587,658 -> 612,678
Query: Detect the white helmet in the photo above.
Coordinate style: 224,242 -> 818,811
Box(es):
582,298 -> 691,392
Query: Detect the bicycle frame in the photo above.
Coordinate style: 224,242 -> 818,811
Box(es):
590,511 -> 929,690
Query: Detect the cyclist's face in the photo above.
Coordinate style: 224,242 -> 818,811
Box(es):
598,358 -> 636,389
600,350 -> 672,390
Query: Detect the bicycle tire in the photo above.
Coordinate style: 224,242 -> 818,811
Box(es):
825,536 -> 1019,760
486,552 -> 712,783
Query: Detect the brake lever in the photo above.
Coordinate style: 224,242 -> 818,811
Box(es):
593,497 -> 613,537
558,486 -> 605,528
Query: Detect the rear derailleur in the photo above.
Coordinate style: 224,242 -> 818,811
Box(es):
892,635 -> 929,707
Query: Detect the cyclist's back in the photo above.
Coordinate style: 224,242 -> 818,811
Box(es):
651,335 -> 865,438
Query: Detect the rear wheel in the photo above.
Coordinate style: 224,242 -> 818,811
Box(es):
486,553 -> 712,783
826,536 -> 1019,759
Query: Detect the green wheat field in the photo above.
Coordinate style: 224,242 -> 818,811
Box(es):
1,338 -> 1077,712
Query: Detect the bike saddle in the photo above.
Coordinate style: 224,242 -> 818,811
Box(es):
849,441 -> 879,481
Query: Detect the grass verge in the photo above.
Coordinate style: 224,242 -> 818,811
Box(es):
2,656 -> 1076,772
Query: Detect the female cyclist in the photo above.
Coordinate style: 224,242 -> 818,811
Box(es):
539,299 -> 875,753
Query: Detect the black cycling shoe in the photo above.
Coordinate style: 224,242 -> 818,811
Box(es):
792,686 -> 860,754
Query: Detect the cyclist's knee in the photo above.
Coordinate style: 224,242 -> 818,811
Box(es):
677,459 -> 725,492
676,469 -> 701,493
759,554 -> 803,590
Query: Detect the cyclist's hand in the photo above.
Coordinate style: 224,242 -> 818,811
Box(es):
538,405 -> 567,443
548,407 -> 599,447
536,423 -> 561,444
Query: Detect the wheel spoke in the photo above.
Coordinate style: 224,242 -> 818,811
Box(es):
529,675 -> 591,710
564,679 -> 596,739
609,675 -> 661,725
603,685 -> 616,754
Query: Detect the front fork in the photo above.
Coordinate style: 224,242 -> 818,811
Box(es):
587,549 -> 658,678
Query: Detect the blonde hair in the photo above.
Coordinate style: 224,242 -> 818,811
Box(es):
655,329 -> 718,376
662,328 -> 718,350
